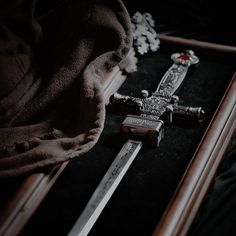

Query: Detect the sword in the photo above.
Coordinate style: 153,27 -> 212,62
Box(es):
68,50 -> 204,236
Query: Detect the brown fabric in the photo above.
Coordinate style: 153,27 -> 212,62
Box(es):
0,0 -> 132,177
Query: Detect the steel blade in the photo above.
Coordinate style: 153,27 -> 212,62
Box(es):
68,140 -> 143,236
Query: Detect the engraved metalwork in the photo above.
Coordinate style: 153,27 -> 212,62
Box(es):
68,140 -> 142,236
173,105 -> 205,123
123,115 -> 163,129
111,50 -> 203,123
121,115 -> 164,146
153,50 -> 199,97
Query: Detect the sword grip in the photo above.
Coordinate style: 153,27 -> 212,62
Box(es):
173,105 -> 205,123
109,92 -> 142,115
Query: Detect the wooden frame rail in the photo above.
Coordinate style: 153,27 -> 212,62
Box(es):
153,73 -> 236,236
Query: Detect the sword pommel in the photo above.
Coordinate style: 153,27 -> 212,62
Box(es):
171,50 -> 199,66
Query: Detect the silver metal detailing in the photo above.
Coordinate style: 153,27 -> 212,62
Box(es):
121,115 -> 164,146
111,51 -> 203,123
173,105 -> 205,123
68,140 -> 143,236
141,89 -> 149,98
131,12 -> 160,55
154,50 -> 199,96
171,50 -> 199,66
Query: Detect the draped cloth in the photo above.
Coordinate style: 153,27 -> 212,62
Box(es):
0,0 -> 132,177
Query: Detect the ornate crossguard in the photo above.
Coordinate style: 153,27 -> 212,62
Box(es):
68,50 -> 205,236
111,50 -> 204,146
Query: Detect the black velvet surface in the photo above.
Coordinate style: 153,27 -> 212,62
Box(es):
14,48 -> 235,236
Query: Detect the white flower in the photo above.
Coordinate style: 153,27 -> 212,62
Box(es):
131,12 -> 160,54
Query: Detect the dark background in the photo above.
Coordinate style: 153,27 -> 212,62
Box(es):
124,0 -> 236,46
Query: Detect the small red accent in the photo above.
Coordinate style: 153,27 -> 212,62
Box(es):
177,54 -> 190,61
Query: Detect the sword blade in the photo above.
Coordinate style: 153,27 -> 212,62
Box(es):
68,140 -> 143,236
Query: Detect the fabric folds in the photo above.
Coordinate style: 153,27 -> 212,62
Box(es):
0,0 -> 132,177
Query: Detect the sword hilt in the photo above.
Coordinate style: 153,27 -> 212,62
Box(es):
110,92 -> 205,124
173,105 -> 205,123
121,115 -> 164,147
171,50 -> 199,66
153,50 -> 199,96
109,50 -> 205,146
109,92 -> 143,115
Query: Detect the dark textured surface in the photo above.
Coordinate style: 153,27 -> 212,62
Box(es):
0,0 -> 132,177
188,139 -> 236,236
16,48 -> 235,236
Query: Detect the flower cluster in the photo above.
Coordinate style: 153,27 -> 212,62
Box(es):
131,12 -> 160,55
